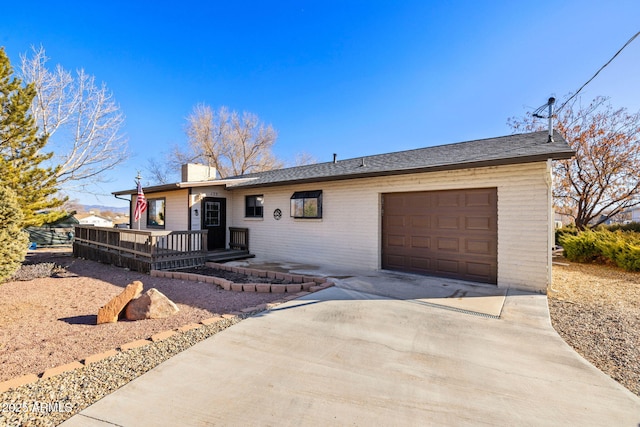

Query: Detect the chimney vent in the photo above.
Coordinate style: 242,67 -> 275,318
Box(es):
182,163 -> 217,182
333,153 -> 337,163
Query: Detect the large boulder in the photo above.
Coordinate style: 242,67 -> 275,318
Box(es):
124,288 -> 179,321
97,281 -> 144,324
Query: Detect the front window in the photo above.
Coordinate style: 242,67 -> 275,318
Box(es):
245,195 -> 264,218
290,190 -> 322,218
147,198 -> 165,228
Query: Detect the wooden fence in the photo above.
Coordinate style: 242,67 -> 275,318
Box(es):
73,226 -> 208,272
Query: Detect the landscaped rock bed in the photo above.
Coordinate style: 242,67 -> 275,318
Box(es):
177,266 -> 290,284
0,250 -> 289,385
0,249 -> 328,426
157,262 -> 333,294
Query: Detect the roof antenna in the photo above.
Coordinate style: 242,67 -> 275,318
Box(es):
547,97 -> 555,143
532,96 -> 556,143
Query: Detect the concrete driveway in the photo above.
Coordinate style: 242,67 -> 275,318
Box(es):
61,275 -> 640,426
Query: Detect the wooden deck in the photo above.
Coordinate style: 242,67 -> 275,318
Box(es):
73,226 -> 252,273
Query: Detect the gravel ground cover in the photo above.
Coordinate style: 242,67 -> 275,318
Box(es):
548,258 -> 640,397
0,316 -> 244,426
1,249 -> 637,425
0,249 -> 284,383
0,248 -> 288,426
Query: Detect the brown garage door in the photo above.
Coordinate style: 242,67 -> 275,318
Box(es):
382,188 -> 497,284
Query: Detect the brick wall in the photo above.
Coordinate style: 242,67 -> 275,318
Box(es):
228,162 -> 552,292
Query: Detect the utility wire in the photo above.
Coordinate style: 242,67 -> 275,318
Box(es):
533,101 -> 551,118
555,30 -> 640,114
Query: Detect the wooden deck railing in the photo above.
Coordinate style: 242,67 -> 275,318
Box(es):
73,226 -> 208,272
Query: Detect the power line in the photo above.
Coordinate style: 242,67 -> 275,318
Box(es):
555,30 -> 640,114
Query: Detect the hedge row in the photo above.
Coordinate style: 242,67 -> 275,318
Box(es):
559,229 -> 640,271
605,222 -> 640,233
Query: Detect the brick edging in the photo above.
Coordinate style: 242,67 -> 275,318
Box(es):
149,262 -> 335,294
0,278 -> 333,393
0,316 -> 229,393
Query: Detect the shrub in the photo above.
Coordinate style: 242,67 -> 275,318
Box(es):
10,262 -> 57,281
0,187 -> 29,283
593,230 -> 625,262
616,244 -> 640,271
555,224 -> 578,245
606,221 -> 640,233
560,229 -> 602,262
561,228 -> 640,271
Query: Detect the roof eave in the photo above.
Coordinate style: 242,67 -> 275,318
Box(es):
112,178 -> 255,196
227,151 -> 575,190
112,183 -> 181,196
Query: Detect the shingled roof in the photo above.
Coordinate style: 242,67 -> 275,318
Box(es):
224,130 -> 574,189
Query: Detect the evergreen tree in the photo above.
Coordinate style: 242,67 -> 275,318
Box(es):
0,47 -> 64,227
0,186 -> 29,282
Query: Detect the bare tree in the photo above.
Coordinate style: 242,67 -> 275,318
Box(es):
19,46 -> 129,191
509,95 -> 640,229
145,157 -> 172,185
176,104 -> 283,178
292,151 -> 318,166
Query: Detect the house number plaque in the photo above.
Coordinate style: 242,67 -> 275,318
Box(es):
273,209 -> 282,220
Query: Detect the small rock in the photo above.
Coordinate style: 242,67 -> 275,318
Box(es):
97,281 -> 144,324
124,288 -> 179,321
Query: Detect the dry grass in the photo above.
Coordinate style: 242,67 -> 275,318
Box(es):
548,258 -> 640,397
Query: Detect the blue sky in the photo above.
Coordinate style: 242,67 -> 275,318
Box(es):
1,1 -> 639,207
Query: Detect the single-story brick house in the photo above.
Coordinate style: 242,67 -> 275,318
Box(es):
113,130 -> 573,292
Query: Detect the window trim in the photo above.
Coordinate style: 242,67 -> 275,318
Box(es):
245,195 -> 264,218
146,197 -> 166,229
203,199 -> 222,227
290,190 -> 323,219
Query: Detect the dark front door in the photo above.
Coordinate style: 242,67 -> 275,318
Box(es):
203,197 -> 226,250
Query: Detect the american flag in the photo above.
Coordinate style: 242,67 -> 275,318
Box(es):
133,181 -> 147,222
